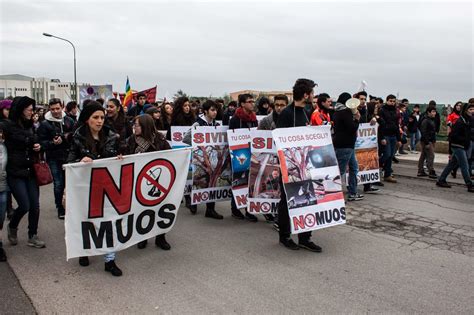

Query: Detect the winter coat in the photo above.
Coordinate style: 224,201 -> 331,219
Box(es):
67,125 -> 118,163
126,133 -> 171,154
378,104 -> 401,141
37,111 -> 76,161
332,102 -> 359,149
258,112 -> 279,130
449,116 -> 471,150
419,116 -> 436,144
0,119 -> 38,178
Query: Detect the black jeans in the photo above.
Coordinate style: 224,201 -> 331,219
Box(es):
8,175 -> 40,238
48,159 -> 66,212
278,176 -> 311,242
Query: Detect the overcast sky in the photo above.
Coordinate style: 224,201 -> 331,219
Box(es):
1,0 -> 472,103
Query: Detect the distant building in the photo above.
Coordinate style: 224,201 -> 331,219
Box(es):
229,90 -> 293,102
0,74 -> 88,104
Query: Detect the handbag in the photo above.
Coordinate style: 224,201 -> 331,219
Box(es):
33,153 -> 53,186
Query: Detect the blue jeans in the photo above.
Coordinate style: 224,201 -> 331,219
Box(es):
381,136 -> 397,177
439,147 -> 473,186
335,148 -> 358,195
104,252 -> 116,262
409,130 -> 420,150
7,176 -> 40,238
48,159 -> 66,212
0,191 -> 7,231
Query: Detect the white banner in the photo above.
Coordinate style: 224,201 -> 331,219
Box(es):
170,126 -> 193,195
248,130 -> 280,214
227,129 -> 252,209
191,126 -> 232,204
350,123 -> 380,184
64,148 -> 191,259
272,126 -> 346,234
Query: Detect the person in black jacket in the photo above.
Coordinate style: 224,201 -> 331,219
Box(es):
228,94 -> 259,222
417,106 -> 437,178
1,96 -> 45,248
222,101 -> 237,126
437,103 -> 474,192
378,94 -> 401,183
183,100 -> 224,220
67,101 -> 123,276
333,93 -> 363,201
127,92 -> 148,118
37,98 -> 75,219
276,78 -> 322,253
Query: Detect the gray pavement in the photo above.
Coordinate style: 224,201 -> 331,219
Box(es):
1,159 -> 473,314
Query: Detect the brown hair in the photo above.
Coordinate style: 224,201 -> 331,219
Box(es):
134,114 -> 157,143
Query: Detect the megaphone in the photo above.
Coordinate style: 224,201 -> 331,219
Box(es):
345,98 -> 360,114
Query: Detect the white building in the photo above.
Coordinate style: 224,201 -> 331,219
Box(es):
0,74 -> 84,104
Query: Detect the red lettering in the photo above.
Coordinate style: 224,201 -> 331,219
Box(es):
236,195 -> 247,207
172,132 -> 183,142
292,215 -> 306,231
193,133 -> 204,144
89,164 -> 134,219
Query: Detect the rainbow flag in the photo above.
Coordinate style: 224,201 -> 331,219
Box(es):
123,77 -> 133,109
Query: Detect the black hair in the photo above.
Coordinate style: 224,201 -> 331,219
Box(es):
202,100 -> 217,112
66,101 -> 78,112
96,98 -> 104,105
293,78 -> 316,101
413,104 -> 420,108
453,101 -> 463,114
356,91 -> 367,98
227,100 -> 237,108
137,93 -> 146,99
317,93 -> 330,108
215,99 -> 224,104
401,98 -> 409,103
426,105 -> 437,113
386,94 -> 396,101
337,92 -> 352,105
49,98 -> 62,106
238,93 -> 253,106
274,94 -> 289,104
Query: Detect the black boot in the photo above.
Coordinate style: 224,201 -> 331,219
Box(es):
78,256 -> 89,266
245,212 -> 258,222
231,208 -> 245,220
155,234 -> 171,250
0,247 -> 7,262
137,240 -> 148,249
104,260 -> 122,277
205,208 -> 223,220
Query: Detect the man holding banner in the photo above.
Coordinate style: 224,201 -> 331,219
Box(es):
275,78 -> 322,252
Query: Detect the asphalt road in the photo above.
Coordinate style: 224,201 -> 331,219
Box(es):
1,160 -> 473,314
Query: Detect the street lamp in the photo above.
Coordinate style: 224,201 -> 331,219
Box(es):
43,32 -> 77,102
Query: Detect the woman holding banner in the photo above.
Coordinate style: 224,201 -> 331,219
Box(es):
67,101 -> 123,277
126,114 -> 173,250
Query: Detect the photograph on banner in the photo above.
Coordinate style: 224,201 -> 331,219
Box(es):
79,85 -> 113,105
171,126 -> 193,195
191,126 -> 232,204
227,128 -> 252,209
346,123 -> 380,185
64,148 -> 191,259
273,126 -> 346,234
248,130 -> 280,214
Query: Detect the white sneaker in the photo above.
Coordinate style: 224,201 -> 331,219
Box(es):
27,235 -> 46,248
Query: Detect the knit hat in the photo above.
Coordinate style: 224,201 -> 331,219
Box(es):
78,101 -> 105,123
0,99 -> 12,109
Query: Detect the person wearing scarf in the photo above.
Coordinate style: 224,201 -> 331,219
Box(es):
126,114 -> 172,249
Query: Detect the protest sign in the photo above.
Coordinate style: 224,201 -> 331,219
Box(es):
191,126 -> 232,204
349,123 -> 380,184
171,126 -> 193,195
79,85 -> 113,105
64,148 -> 191,259
227,128 -> 252,208
272,126 -> 346,234
248,130 -> 280,214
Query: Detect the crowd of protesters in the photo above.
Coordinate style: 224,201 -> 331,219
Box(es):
0,83 -> 472,275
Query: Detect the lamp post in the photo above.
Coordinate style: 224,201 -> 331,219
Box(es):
43,33 -> 77,102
